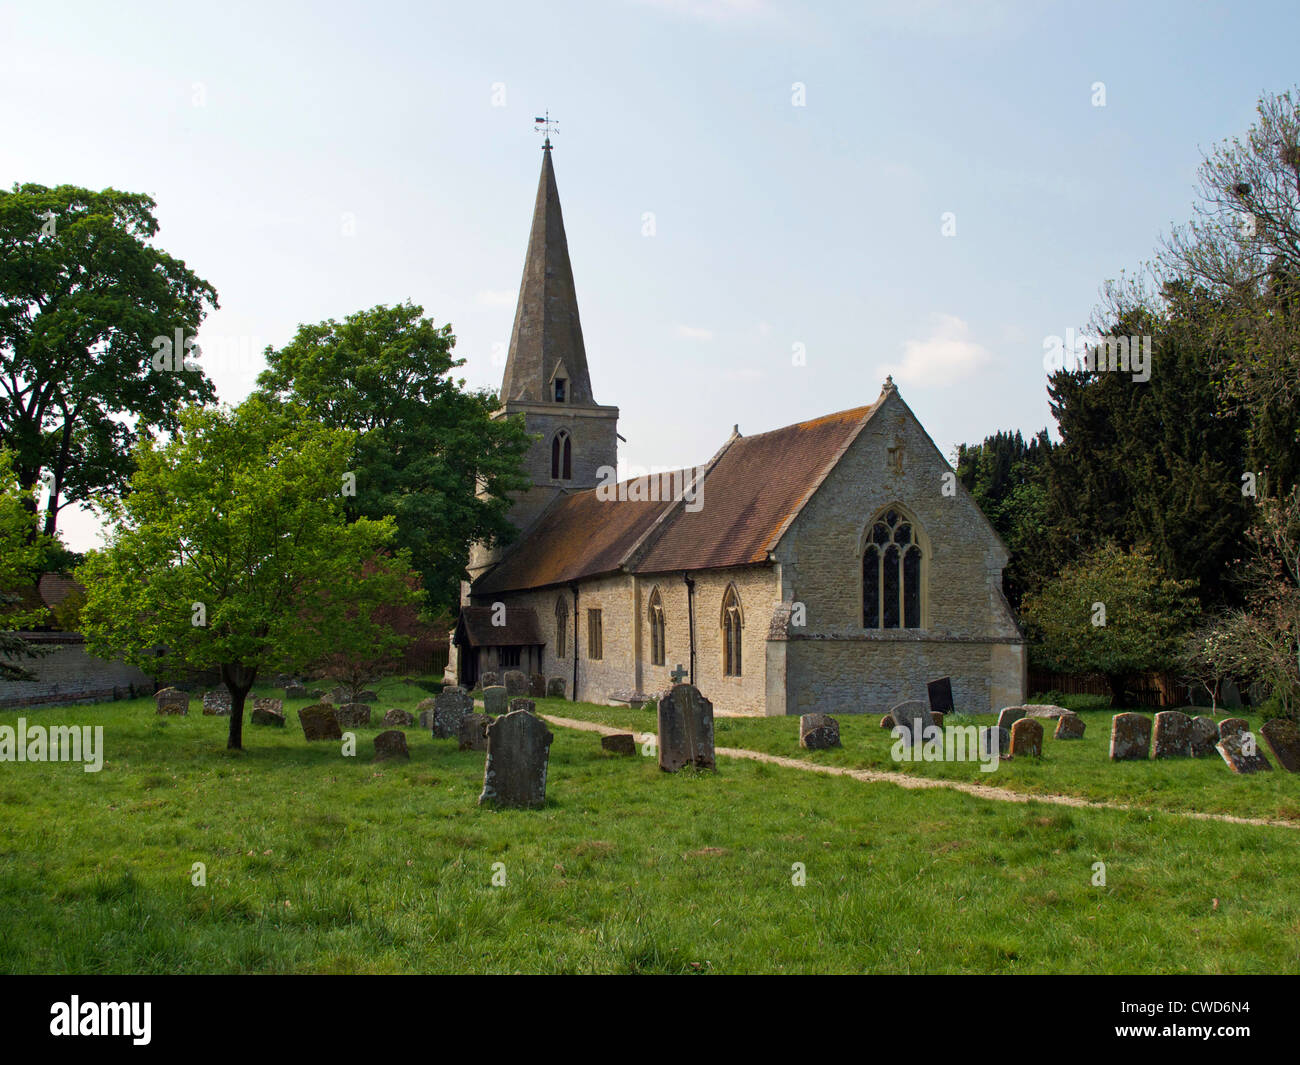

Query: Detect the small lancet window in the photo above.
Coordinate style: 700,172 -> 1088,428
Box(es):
551,429 -> 572,480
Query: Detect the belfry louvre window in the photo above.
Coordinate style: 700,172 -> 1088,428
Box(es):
648,589 -> 666,666
722,586 -> 742,677
555,596 -> 569,658
863,508 -> 923,629
587,608 -> 603,660
551,429 -> 572,480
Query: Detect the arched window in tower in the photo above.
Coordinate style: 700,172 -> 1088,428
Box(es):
555,595 -> 569,658
721,585 -> 743,677
647,588 -> 666,666
862,507 -> 925,630
551,429 -> 572,481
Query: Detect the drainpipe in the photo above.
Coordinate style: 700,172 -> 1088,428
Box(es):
570,581 -> 580,702
683,571 -> 696,686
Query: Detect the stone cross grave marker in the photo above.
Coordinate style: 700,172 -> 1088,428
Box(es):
670,663 -> 689,684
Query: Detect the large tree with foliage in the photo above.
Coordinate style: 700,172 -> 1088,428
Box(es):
256,302 -> 531,614
1021,543 -> 1201,706
0,183 -> 218,535
0,450 -> 50,681
76,398 -> 421,749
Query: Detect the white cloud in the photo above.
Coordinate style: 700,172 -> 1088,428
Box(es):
883,314 -> 992,385
676,324 -> 714,340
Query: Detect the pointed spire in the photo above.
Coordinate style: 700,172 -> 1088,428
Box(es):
499,147 -> 596,406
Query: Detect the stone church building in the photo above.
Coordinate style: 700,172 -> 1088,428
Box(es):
447,141 -> 1026,716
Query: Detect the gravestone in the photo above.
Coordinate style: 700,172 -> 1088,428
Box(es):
433,687 -> 474,739
1220,679 -> 1244,709
1218,718 -> 1249,742
1151,710 -> 1192,758
415,698 -> 438,730
529,673 -> 547,698
888,700 -> 934,747
383,708 -> 415,727
503,671 -> 528,697
251,698 -> 285,727
1260,718 -> 1300,773
478,710 -> 555,808
509,697 -> 535,714
325,687 -> 349,704
458,712 -> 491,751
480,671 -> 499,689
373,730 -> 409,761
926,677 -> 954,715
154,687 -> 190,716
1009,717 -> 1043,758
879,714 -> 896,730
547,677 -> 567,699
202,689 -> 231,716
996,706 -> 1026,733
1109,713 -> 1151,761
335,703 -> 371,728
1217,732 -> 1272,774
1054,714 -> 1085,740
272,673 -> 295,688
483,686 -> 508,715
1023,705 -> 1073,720
1189,715 -> 1219,758
977,726 -> 1004,760
601,733 -> 637,755
357,690 -> 378,703
299,704 -> 342,741
930,711 -> 945,726
799,713 -> 841,750
657,684 -> 716,772
284,685 -> 311,700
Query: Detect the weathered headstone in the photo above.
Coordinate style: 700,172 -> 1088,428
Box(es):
547,677 -> 567,699
373,730 -> 409,761
483,686 -> 508,715
1151,710 -> 1193,758
284,685 -> 311,700
433,687 -> 473,739
480,671 -> 499,689
996,706 -> 1026,733
1009,717 -> 1043,758
356,690 -> 379,703
888,700 -> 934,747
601,733 -> 637,755
325,686 -> 349,704
799,713 -> 841,750
879,714 -> 896,730
335,703 -> 371,728
1023,704 -> 1074,720
299,704 -> 342,741
529,673 -> 547,698
251,698 -> 285,727
926,676 -> 954,715
458,712 -> 491,751
154,687 -> 190,716
415,698 -> 438,730
930,711 -> 945,726
202,689 -> 231,716
1189,715 -> 1219,758
1217,731 -> 1272,774
382,708 -> 415,728
503,670 -> 528,697
272,673 -> 295,688
980,725 -> 1010,757
1260,718 -> 1300,773
1218,717 -> 1249,742
1109,713 -> 1151,761
478,710 -> 555,808
657,683 -> 716,772
509,697 -> 535,714
1054,714 -> 1085,740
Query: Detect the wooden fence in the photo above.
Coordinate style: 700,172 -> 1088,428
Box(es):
1028,669 -> 1188,708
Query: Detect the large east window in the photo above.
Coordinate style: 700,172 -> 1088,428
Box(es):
863,507 -> 924,630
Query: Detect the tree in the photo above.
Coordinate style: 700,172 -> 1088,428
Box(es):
0,183 -> 218,535
0,450 -> 50,680
1021,543 -> 1201,706
256,303 -> 532,615
1180,616 -> 1249,713
76,398 -> 421,749
1233,486 -> 1300,718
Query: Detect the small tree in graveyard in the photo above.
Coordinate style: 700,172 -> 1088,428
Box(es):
1180,616 -> 1249,713
76,398 -> 421,749
0,450 -> 50,681
1021,543 -> 1201,707
1235,486 -> 1300,718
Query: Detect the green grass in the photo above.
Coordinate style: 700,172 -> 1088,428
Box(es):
1,683 -> 1298,973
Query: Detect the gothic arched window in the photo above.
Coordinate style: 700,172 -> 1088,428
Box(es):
722,585 -> 743,677
555,595 -> 569,658
648,588 -> 666,666
551,429 -> 572,481
862,507 -> 924,630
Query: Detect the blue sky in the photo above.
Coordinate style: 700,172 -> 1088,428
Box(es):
3,0 -> 1297,550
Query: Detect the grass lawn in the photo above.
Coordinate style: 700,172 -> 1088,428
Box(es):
1,682 -> 1298,974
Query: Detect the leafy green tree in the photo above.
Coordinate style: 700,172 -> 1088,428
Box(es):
76,398 -> 421,749
0,450 -> 50,680
1021,543 -> 1201,707
0,183 -> 218,535
256,302 -> 531,614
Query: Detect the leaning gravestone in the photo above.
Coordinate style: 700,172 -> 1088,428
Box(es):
547,677 -> 567,698
383,708 -> 415,728
657,684 -> 716,772
155,687 -> 190,716
1218,718 -> 1249,742
480,671 -> 499,689
483,686 -> 508,715
433,687 -> 474,739
1151,710 -> 1192,758
503,671 -> 528,697
202,689 -> 231,716
799,713 -> 841,750
996,706 -> 1026,733
478,710 -> 555,808
509,697 -> 535,714
1054,714 -> 1085,740
601,733 -> 637,755
458,713 -> 491,751
1260,719 -> 1300,773
1109,713 -> 1151,761
529,673 -> 547,698
373,730 -> 409,761
888,700 -> 934,747
1217,731 -> 1272,774
926,677 -> 954,715
415,698 -> 438,730
251,698 -> 285,727
1189,715 -> 1219,758
299,704 -> 342,741
1009,717 -> 1043,758
335,703 -> 371,728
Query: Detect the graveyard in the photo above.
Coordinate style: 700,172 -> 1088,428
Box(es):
1,681 -> 1298,975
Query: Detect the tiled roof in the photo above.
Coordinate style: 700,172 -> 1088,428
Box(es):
456,605 -> 545,647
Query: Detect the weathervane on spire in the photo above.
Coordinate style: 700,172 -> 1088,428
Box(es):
534,111 -> 559,150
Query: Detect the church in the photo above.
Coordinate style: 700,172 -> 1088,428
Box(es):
447,139 -> 1026,717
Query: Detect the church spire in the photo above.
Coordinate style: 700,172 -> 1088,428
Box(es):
499,141 -> 596,406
